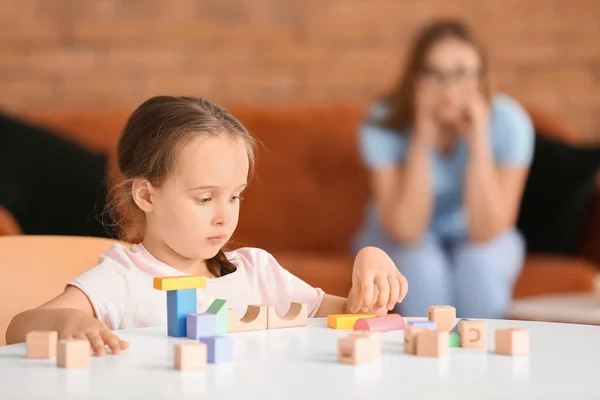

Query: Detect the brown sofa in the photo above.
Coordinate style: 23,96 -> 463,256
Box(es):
3,103 -> 600,301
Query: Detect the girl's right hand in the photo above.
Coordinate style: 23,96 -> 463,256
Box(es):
56,308 -> 129,356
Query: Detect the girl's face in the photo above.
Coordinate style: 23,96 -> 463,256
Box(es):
417,38 -> 482,124
146,135 -> 249,261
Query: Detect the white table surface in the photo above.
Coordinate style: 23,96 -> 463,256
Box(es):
0,317 -> 598,399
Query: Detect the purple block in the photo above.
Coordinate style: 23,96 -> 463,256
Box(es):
186,313 -> 218,340
407,320 -> 436,330
198,336 -> 233,363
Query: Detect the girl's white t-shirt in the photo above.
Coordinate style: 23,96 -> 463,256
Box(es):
68,243 -> 326,330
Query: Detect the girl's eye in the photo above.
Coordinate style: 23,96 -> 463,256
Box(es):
196,197 -> 211,204
230,195 -> 241,202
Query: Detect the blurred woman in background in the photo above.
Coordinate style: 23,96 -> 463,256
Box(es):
353,20 -> 534,319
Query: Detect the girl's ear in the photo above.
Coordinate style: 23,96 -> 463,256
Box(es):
131,179 -> 156,212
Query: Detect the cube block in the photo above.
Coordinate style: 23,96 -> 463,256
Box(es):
199,336 -> 234,363
26,331 -> 58,359
175,342 -> 207,371
428,305 -> 456,332
348,331 -> 382,357
186,313 -> 218,339
57,339 -> 91,369
404,326 -> 431,355
495,328 -> 530,356
459,320 -> 487,349
416,331 -> 449,358
338,336 -> 376,365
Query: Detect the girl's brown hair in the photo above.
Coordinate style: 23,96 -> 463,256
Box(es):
107,96 -> 257,277
379,19 -> 490,132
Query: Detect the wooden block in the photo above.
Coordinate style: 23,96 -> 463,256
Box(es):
154,275 -> 206,291
407,320 -> 436,330
338,336 -> 376,365
228,305 -> 268,333
186,313 -> 218,339
495,328 -> 530,356
26,331 -> 57,359
354,313 -> 405,332
199,336 -> 234,363
267,302 -> 308,329
459,320 -> 487,349
175,342 -> 207,371
449,332 -> 461,347
57,339 -> 91,369
416,331 -> 449,358
207,299 -> 229,334
167,289 -> 197,337
327,313 -> 376,329
404,326 -> 431,355
349,331 -> 382,357
428,305 -> 456,332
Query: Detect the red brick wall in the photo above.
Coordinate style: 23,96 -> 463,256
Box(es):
1,0 -> 599,142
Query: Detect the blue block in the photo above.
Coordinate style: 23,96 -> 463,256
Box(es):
187,313 -> 218,339
408,320 -> 436,330
199,336 -> 233,363
167,289 -> 197,337
452,319 -> 469,334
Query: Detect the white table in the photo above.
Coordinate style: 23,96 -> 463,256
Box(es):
0,318 -> 598,399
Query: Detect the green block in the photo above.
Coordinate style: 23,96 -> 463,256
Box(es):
207,299 -> 228,334
449,332 -> 461,347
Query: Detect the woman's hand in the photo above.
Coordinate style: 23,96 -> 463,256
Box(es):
56,308 -> 129,356
458,89 -> 490,143
347,246 -> 408,315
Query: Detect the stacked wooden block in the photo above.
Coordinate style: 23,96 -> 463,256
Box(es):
153,275 -> 308,371
26,331 -> 91,369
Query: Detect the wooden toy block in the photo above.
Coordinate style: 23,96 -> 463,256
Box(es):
404,326 -> 431,355
167,289 -> 197,337
267,302 -> 308,329
458,320 -> 487,349
207,299 -> 229,334
26,331 -> 58,359
199,336 -> 234,363
338,336 -> 376,365
349,331 -> 382,357
428,305 -> 456,332
449,332 -> 461,347
327,313 -> 376,329
354,313 -> 405,332
57,339 -> 91,369
175,342 -> 207,371
495,328 -> 530,356
416,331 -> 449,358
407,320 -> 436,330
154,275 -> 206,291
186,312 -> 218,340
228,305 -> 268,333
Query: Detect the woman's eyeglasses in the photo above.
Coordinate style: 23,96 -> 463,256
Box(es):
419,66 -> 481,86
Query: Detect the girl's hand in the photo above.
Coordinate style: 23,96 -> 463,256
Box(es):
56,308 -> 129,356
347,246 -> 408,314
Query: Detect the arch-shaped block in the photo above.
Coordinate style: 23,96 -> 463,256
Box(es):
267,303 -> 308,329
228,305 -> 268,333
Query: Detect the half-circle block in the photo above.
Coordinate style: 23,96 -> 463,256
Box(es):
228,305 -> 268,333
267,303 -> 308,329
354,314 -> 406,332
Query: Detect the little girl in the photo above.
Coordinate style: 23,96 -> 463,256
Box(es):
6,96 -> 407,356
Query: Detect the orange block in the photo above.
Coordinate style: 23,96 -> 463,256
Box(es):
428,305 -> 456,332
338,335 -> 377,365
459,320 -> 487,349
404,326 -> 431,355
349,331 -> 382,357
416,331 -> 449,358
57,339 -> 91,369
175,342 -> 207,371
495,328 -> 530,356
26,331 -> 58,359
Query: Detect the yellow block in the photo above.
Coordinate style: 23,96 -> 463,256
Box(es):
153,276 -> 207,291
327,313 -> 376,329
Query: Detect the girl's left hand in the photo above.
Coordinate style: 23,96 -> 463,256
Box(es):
347,246 -> 408,315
